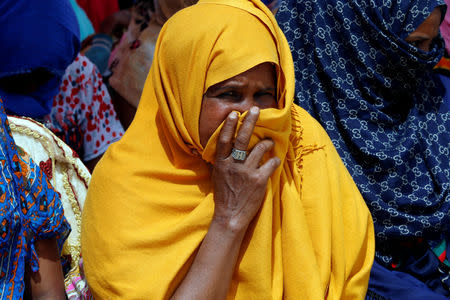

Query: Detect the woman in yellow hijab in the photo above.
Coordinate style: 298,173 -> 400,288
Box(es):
81,0 -> 375,299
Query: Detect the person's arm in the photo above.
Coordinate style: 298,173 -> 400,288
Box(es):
170,107 -> 280,300
26,238 -> 66,300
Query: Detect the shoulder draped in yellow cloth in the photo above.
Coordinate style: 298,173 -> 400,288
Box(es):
81,1 -> 375,299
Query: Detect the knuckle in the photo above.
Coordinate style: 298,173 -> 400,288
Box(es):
218,134 -> 230,144
250,173 -> 262,183
254,142 -> 267,153
215,158 -> 231,170
235,135 -> 248,146
223,122 -> 234,132
214,158 -> 226,166
254,177 -> 267,187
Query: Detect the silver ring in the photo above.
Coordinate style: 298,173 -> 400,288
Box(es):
231,148 -> 247,161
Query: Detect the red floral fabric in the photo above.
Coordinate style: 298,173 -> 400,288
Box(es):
44,54 -> 124,162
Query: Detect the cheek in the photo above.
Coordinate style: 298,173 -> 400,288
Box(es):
266,98 -> 278,109
199,98 -> 235,147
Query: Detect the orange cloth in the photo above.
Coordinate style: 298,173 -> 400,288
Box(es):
435,56 -> 450,71
82,1 -> 375,299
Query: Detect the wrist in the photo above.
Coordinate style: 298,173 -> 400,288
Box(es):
211,214 -> 249,237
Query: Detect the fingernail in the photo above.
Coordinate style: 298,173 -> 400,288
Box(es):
229,111 -> 237,119
250,106 -> 259,114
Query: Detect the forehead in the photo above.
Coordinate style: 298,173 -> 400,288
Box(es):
208,63 -> 276,88
365,1 -> 444,37
424,6 -> 443,26
410,6 -> 442,35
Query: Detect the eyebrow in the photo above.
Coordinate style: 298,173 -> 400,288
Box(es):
209,82 -> 276,94
257,87 -> 276,93
211,83 -> 245,93
405,33 -> 432,41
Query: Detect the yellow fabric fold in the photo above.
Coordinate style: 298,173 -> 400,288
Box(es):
81,1 -> 375,299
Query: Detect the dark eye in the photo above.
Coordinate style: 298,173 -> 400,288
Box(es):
407,40 -> 429,52
255,91 -> 276,102
256,91 -> 275,97
218,91 -> 241,101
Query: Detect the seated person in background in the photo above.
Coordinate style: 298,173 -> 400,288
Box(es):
44,54 -> 124,171
108,0 -> 197,129
0,0 -> 124,172
0,98 -> 69,300
82,1 -> 375,299
80,9 -> 131,76
9,113 -> 91,299
109,0 -> 278,130
0,0 -> 79,120
277,0 -> 450,298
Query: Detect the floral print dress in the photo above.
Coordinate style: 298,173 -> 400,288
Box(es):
44,54 -> 124,162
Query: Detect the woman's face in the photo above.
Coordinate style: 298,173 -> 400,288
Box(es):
199,62 -> 277,148
405,6 -> 442,52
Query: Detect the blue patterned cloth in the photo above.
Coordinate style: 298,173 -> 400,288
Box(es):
0,0 -> 80,118
0,97 -> 70,299
276,0 -> 450,266
439,74 -> 450,110
366,259 -> 449,299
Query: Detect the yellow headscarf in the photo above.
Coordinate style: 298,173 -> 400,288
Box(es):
81,1 -> 375,299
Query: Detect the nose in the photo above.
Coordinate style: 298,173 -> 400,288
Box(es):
235,96 -> 259,113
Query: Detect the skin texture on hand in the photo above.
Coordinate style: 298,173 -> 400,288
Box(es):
170,63 -> 281,300
171,107 -> 280,300
212,107 -> 280,231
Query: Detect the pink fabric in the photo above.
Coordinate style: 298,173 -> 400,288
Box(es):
108,32 -> 128,68
443,0 -> 450,54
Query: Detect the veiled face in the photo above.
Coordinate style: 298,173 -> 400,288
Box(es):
405,6 -> 442,52
198,62 -> 277,148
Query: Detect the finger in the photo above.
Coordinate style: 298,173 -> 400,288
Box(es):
234,106 -> 259,151
215,111 -> 238,160
245,139 -> 274,167
257,157 -> 281,179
